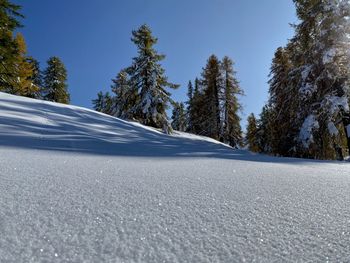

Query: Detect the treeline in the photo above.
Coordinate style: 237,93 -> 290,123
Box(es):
93,25 -> 244,146
246,0 -> 350,160
0,0 -> 70,104
181,56 -> 243,147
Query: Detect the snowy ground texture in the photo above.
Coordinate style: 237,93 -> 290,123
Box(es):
1,92 -> 350,262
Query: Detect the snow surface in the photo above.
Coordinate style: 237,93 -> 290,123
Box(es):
1,92 -> 350,262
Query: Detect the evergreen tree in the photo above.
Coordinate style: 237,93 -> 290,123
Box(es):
256,105 -> 274,153
111,69 -> 133,118
10,33 -> 38,97
200,55 -> 222,140
127,24 -> 179,133
185,80 -> 194,132
92,91 -> 105,112
296,0 -> 350,159
0,0 -> 23,92
171,102 -> 186,131
42,56 -> 70,104
221,56 -> 243,147
103,92 -> 113,115
246,113 -> 259,152
26,57 -> 42,97
92,91 -> 112,114
191,78 -> 205,135
268,47 -> 296,155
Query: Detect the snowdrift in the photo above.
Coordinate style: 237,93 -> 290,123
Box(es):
0,92 -> 234,158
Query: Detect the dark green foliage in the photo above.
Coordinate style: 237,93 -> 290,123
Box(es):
42,57 -> 70,104
246,113 -> 259,152
0,0 -> 23,91
127,24 -> 179,133
171,102 -> 186,132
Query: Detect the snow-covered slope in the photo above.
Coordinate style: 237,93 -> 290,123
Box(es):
1,92 -> 350,262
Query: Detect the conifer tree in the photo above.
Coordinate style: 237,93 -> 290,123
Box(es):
111,69 -> 133,118
0,0 -> 23,92
256,105 -> 274,153
295,0 -> 350,159
268,47 -> 296,155
191,78 -> 205,135
10,33 -> 38,97
246,113 -> 259,152
221,56 -> 243,147
92,91 -> 105,112
26,57 -> 42,97
171,102 -> 186,132
185,81 -> 194,132
127,24 -> 179,133
42,56 -> 70,104
200,55 -> 222,140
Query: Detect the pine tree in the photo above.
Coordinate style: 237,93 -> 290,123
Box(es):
296,0 -> 350,159
26,57 -> 42,97
42,56 -> 70,104
92,91 -> 105,112
185,81 -> 194,132
127,24 -> 179,133
171,102 -> 186,131
200,55 -> 222,140
0,0 -> 23,92
268,47 -> 296,156
191,78 -> 205,135
221,56 -> 243,147
103,92 -> 113,115
256,105 -> 274,153
246,113 -> 259,152
111,69 -> 133,118
10,33 -> 38,97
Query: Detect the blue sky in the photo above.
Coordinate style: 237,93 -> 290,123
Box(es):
16,0 -> 297,129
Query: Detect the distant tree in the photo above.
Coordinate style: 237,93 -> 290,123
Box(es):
92,91 -> 105,112
171,102 -> 186,131
200,55 -> 222,140
42,56 -> 70,104
185,80 -> 194,132
111,69 -> 133,118
92,91 -> 112,114
26,57 -> 42,97
257,105 -> 275,153
221,56 -> 243,147
246,113 -> 259,152
127,24 -> 179,133
191,78 -> 205,135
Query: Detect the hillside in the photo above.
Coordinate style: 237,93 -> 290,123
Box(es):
0,92 -> 350,262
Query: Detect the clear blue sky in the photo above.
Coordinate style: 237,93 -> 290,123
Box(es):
16,0 -> 297,129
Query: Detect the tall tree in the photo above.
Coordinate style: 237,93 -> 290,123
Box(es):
127,24 -> 179,133
111,69 -> 133,118
42,56 -> 70,104
221,56 -> 243,147
185,80 -> 194,133
200,55 -> 222,140
0,0 -> 23,92
10,33 -> 38,97
246,113 -> 259,152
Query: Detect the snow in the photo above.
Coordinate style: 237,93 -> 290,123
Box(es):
347,124 -> 350,137
1,92 -> 350,262
299,114 -> 320,148
323,48 -> 337,64
327,121 -> 339,136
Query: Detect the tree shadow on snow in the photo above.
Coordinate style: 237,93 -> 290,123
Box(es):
0,97 -> 345,165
